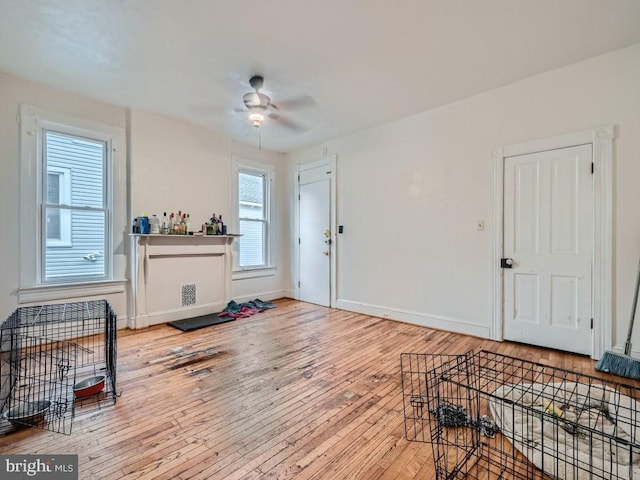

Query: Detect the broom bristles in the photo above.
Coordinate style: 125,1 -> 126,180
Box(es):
595,351 -> 640,380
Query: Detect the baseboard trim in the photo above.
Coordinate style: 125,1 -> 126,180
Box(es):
128,291 -> 293,329
116,316 -> 129,330
335,299 -> 490,338
232,289 -> 293,304
132,302 -> 227,329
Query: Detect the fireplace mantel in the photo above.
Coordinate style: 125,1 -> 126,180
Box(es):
129,234 -> 236,329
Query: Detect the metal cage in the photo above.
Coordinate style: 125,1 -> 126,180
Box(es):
401,350 -> 640,480
0,300 -> 117,435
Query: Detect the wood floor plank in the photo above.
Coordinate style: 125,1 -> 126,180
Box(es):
0,298 -> 618,479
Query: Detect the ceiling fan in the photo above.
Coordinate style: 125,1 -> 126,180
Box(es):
240,75 -> 314,132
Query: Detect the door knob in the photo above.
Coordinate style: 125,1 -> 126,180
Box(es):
322,250 -> 330,256
501,258 -> 514,269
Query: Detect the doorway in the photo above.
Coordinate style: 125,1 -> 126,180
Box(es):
502,144 -> 593,355
492,126 -> 614,359
296,156 -> 336,307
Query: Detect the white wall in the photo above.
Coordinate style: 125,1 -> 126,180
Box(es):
129,110 -> 292,305
0,74 -> 129,321
1,75 -> 292,324
287,43 -> 640,349
230,141 -> 293,302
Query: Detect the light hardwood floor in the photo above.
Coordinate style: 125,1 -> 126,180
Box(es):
0,299 -> 610,479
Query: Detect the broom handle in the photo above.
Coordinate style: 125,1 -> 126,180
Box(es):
624,255 -> 640,355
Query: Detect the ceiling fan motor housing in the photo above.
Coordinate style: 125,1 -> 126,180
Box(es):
243,92 -> 271,110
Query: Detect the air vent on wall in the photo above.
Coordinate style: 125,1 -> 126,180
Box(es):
182,284 -> 196,307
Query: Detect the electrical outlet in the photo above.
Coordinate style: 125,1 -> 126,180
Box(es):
476,220 -> 485,231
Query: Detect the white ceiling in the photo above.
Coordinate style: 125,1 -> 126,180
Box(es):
1,1 -> 639,153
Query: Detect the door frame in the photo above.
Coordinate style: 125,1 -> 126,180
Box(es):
295,155 -> 337,307
491,125 -> 614,359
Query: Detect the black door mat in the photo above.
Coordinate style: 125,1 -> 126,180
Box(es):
168,314 -> 236,332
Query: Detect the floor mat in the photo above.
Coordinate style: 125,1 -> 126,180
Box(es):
168,314 -> 235,332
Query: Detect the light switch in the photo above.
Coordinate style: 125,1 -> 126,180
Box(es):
476,220 -> 485,231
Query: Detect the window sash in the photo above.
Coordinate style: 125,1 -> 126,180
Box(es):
238,218 -> 267,268
40,128 -> 111,284
234,160 -> 272,271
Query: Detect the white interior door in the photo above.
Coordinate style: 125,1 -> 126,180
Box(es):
503,144 -> 593,355
299,164 -> 331,307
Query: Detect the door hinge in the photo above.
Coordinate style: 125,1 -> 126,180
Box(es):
591,163 -> 594,174
298,193 -> 300,200
590,318 -> 594,329
298,281 -> 300,288
298,238 -> 300,244
298,174 -> 300,182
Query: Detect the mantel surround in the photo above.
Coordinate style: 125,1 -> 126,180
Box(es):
129,234 -> 236,329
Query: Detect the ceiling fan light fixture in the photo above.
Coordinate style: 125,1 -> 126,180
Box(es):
249,111 -> 264,127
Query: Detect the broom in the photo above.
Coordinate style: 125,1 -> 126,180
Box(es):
595,255 -> 640,380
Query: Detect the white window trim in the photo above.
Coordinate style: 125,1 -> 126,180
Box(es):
19,104 -> 126,299
231,156 -> 275,274
45,165 -> 72,247
232,266 -> 278,281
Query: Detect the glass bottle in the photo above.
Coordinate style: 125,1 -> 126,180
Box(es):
162,212 -> 169,234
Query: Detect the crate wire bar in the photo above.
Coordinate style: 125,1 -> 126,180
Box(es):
0,300 -> 117,435
401,350 -> 640,480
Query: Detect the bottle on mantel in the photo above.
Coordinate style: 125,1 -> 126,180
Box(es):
217,215 -> 224,235
162,212 -> 169,234
150,214 -> 160,234
174,213 -> 181,235
210,213 -> 218,235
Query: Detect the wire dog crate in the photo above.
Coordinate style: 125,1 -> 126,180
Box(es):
401,350 -> 640,480
0,300 -> 117,435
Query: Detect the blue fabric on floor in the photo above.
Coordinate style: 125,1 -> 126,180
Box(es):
218,299 -> 276,317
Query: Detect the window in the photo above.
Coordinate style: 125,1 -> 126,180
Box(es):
19,105 -> 123,289
42,130 -> 108,282
233,158 -> 274,271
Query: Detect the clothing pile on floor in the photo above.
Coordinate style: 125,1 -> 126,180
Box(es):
218,299 -> 277,318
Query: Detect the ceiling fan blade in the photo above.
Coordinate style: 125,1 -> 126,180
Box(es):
274,115 -> 308,133
275,94 -> 318,111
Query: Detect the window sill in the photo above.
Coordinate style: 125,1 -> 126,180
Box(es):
18,280 -> 127,304
232,266 -> 277,281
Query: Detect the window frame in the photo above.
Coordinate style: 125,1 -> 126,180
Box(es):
19,104 -> 122,292
232,157 -> 274,273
